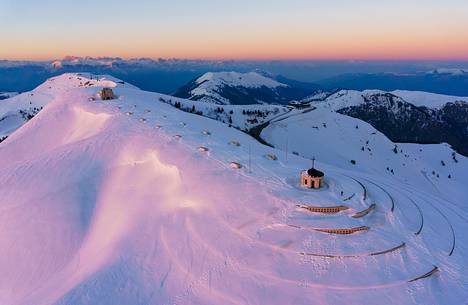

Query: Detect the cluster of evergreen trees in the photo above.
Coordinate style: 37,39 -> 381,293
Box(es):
19,107 -> 43,121
242,109 -> 270,118
173,101 -> 203,116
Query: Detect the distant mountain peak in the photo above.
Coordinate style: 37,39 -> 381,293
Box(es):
428,68 -> 468,75
174,71 -> 318,105
195,71 -> 287,89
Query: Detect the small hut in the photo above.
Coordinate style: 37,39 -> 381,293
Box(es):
99,88 -> 115,100
301,158 -> 324,189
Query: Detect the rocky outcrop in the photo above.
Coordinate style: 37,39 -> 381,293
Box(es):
337,93 -> 468,156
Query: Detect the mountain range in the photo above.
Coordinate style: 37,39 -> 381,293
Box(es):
317,69 -> 468,96
172,72 -> 468,157
2,58 -> 468,96
2,71 -> 467,157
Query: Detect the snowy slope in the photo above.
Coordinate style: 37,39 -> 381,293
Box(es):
0,74 -> 134,138
261,107 -> 468,208
1,72 -> 291,140
157,95 -> 291,132
303,90 -> 468,156
1,74 -> 467,305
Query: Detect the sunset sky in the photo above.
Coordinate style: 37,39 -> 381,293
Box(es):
1,0 -> 468,61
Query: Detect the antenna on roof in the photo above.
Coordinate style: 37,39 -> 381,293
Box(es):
312,157 -> 316,169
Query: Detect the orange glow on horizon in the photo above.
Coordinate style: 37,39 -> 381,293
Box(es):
2,0 -> 468,62
2,17 -> 468,62
5,47 -> 468,62
3,33 -> 468,62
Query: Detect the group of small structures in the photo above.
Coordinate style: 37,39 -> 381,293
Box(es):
97,87 -> 327,190
294,165 -> 440,282
92,86 -> 441,283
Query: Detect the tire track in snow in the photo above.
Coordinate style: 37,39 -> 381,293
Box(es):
300,242 -> 406,258
343,175 -> 367,201
159,225 -> 244,305
411,192 -> 456,256
360,177 -> 395,213
377,180 -> 455,256
378,182 -> 424,235
184,217 -> 434,291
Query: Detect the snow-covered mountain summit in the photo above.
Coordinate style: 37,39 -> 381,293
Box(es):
197,71 -> 287,89
1,74 -> 467,305
174,71 -> 317,105
0,73 -> 133,139
190,71 -> 287,105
